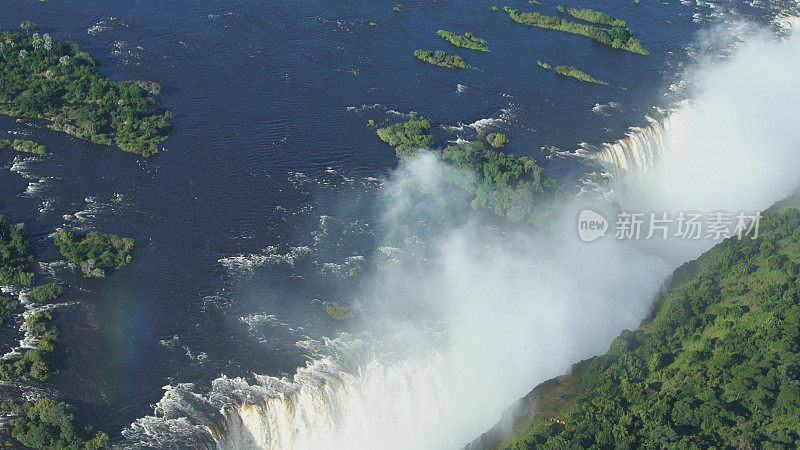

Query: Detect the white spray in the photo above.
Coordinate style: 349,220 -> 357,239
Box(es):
125,22 -> 800,450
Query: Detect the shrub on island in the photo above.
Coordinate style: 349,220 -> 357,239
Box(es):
0,295 -> 20,324
53,230 -> 134,277
326,302 -> 353,320
555,65 -> 608,85
0,215 -> 34,286
376,118 -> 434,158
486,133 -> 509,148
567,7 -> 627,27
0,311 -> 59,382
414,50 -> 467,69
2,399 -> 109,449
0,23 -> 172,156
375,117 -> 565,225
12,139 -> 47,155
441,141 -> 561,224
504,8 -> 649,55
436,30 -> 490,52
29,283 -> 65,303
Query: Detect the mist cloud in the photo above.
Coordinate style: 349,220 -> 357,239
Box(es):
127,21 -> 800,450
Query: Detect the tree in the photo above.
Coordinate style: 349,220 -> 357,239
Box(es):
610,26 -> 633,42
42,33 -> 52,52
19,21 -> 38,33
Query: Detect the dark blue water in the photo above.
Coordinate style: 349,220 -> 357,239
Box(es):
0,0 -> 794,445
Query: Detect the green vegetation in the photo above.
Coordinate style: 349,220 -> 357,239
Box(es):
0,214 -> 105,449
567,7 -> 627,27
0,217 -> 107,448
486,132 -> 509,148
536,60 -> 551,69
29,282 -> 65,303
376,118 -> 434,158
0,215 -> 61,381
441,141 -> 560,224
0,311 -> 58,382
376,119 -> 563,224
503,7 -> 649,56
0,24 -> 172,156
11,139 -> 47,155
326,302 -> 353,320
492,5 -> 500,11
1,399 -> 108,449
53,230 -> 134,278
557,5 -> 565,14
0,214 -> 34,286
499,206 -> 800,448
436,30 -> 489,52
414,50 -> 467,69
555,66 -> 608,85
19,21 -> 37,34
0,294 -> 20,324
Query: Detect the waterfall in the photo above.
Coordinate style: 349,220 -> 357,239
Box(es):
591,101 -> 694,177
123,335 -> 461,450
214,349 -> 449,450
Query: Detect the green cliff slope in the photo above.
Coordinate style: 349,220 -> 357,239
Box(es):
475,198 -> 800,449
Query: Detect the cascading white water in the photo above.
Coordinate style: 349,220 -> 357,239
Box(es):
591,101 -> 695,176
124,19 -> 800,450
215,341 -> 450,449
